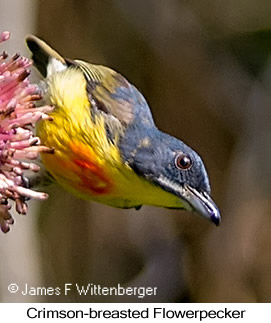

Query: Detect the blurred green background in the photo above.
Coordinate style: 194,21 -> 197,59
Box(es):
1,0 -> 271,302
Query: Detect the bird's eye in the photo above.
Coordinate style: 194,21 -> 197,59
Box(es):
175,153 -> 192,170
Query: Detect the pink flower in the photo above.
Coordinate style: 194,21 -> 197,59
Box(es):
0,31 -> 53,233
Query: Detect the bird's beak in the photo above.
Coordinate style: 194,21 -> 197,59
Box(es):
181,185 -> 221,225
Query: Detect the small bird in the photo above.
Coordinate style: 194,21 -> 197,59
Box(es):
26,35 -> 221,225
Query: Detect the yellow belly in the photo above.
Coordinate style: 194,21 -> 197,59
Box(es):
39,122 -> 184,209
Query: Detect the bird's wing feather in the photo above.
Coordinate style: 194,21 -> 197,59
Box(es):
67,59 -> 135,125
26,35 -> 154,127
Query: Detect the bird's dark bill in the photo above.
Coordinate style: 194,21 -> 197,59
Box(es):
181,185 -> 221,225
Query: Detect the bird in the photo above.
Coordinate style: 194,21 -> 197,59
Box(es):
25,35 -> 221,225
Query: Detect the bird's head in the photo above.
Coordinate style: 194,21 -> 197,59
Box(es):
121,129 -> 221,225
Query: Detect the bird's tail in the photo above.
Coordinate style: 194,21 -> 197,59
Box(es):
25,34 -> 67,77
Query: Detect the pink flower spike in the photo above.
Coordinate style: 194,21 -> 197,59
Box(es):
0,31 -> 54,233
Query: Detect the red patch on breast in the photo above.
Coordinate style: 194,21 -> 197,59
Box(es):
70,142 -> 113,195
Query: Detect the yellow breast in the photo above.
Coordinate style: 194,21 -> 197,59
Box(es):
37,68 -> 122,197
37,68 -> 185,209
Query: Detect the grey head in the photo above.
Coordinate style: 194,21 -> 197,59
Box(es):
118,90 -> 221,225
